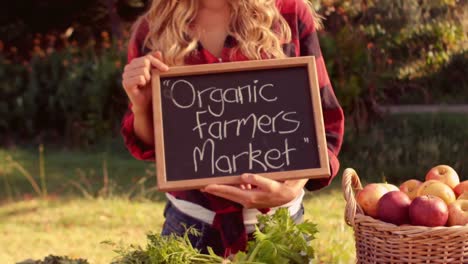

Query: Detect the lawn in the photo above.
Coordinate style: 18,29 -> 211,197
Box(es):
0,188 -> 355,264
0,198 -> 165,263
1,112 -> 467,263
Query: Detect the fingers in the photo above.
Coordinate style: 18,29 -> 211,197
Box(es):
154,51 -> 163,61
123,51 -> 168,78
122,51 -> 169,91
146,54 -> 169,72
202,174 -> 306,209
123,67 -> 151,82
241,174 -> 280,192
284,178 -> 309,189
122,75 -> 147,91
124,52 -> 169,72
240,184 -> 252,190
202,184 -> 252,206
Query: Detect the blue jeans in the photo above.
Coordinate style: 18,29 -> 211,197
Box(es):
161,201 -> 305,256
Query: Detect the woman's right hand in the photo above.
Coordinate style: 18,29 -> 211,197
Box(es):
122,51 -> 169,114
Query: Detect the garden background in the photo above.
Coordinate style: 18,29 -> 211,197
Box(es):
0,0 -> 467,263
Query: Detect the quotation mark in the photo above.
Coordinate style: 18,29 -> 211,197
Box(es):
303,137 -> 310,143
163,80 -> 171,87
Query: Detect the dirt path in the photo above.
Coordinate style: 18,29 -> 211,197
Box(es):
378,104 -> 468,114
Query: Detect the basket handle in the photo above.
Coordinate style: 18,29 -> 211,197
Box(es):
342,168 -> 364,227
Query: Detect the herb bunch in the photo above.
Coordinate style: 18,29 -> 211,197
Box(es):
110,228 -> 224,264
231,208 -> 318,263
111,208 -> 318,264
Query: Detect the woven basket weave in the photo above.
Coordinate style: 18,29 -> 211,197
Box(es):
342,168 -> 468,264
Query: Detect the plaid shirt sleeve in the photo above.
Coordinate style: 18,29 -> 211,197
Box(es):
120,21 -> 156,161
295,0 -> 345,191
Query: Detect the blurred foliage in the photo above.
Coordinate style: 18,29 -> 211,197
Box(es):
0,0 -> 467,146
0,33 -> 128,147
16,254 -> 89,264
0,0 -> 149,61
317,0 -> 467,129
341,113 -> 468,184
1,0 -> 109,58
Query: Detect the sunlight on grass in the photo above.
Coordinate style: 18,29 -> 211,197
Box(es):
0,199 -> 165,263
0,147 -> 357,263
304,187 -> 355,264
0,190 -> 356,263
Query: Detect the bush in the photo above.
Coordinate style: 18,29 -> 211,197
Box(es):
317,0 -> 467,127
1,0 -> 467,147
0,34 -> 128,147
341,113 -> 468,184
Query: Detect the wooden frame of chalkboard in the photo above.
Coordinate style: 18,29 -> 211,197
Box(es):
152,56 -> 329,191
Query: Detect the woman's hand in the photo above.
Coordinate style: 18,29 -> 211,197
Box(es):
202,174 -> 308,209
122,51 -> 169,114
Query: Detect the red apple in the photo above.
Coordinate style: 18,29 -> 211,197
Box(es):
425,165 -> 460,189
454,181 -> 468,198
447,199 -> 468,226
356,184 -> 392,218
409,195 -> 448,227
399,179 -> 423,200
377,191 -> 411,225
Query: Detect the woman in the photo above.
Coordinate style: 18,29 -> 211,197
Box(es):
121,0 -> 344,256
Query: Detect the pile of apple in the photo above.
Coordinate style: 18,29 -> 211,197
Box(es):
356,165 -> 468,227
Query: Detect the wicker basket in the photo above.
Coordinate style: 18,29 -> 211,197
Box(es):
342,168 -> 468,264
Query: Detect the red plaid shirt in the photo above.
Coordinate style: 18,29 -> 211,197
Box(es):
121,0 -> 344,254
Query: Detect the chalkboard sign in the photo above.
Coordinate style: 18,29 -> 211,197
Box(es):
152,57 -> 329,191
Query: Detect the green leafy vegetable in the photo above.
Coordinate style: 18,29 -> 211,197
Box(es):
110,228 -> 224,264
236,208 -> 318,264
111,208 -> 318,264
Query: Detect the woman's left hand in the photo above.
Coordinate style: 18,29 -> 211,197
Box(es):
201,174 -> 308,208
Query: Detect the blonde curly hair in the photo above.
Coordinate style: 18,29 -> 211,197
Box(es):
133,0 -> 319,66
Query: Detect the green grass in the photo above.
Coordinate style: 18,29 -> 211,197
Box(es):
306,187 -> 355,264
0,138 -> 161,202
0,198 -> 165,263
1,112 -> 467,263
0,186 -> 355,264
